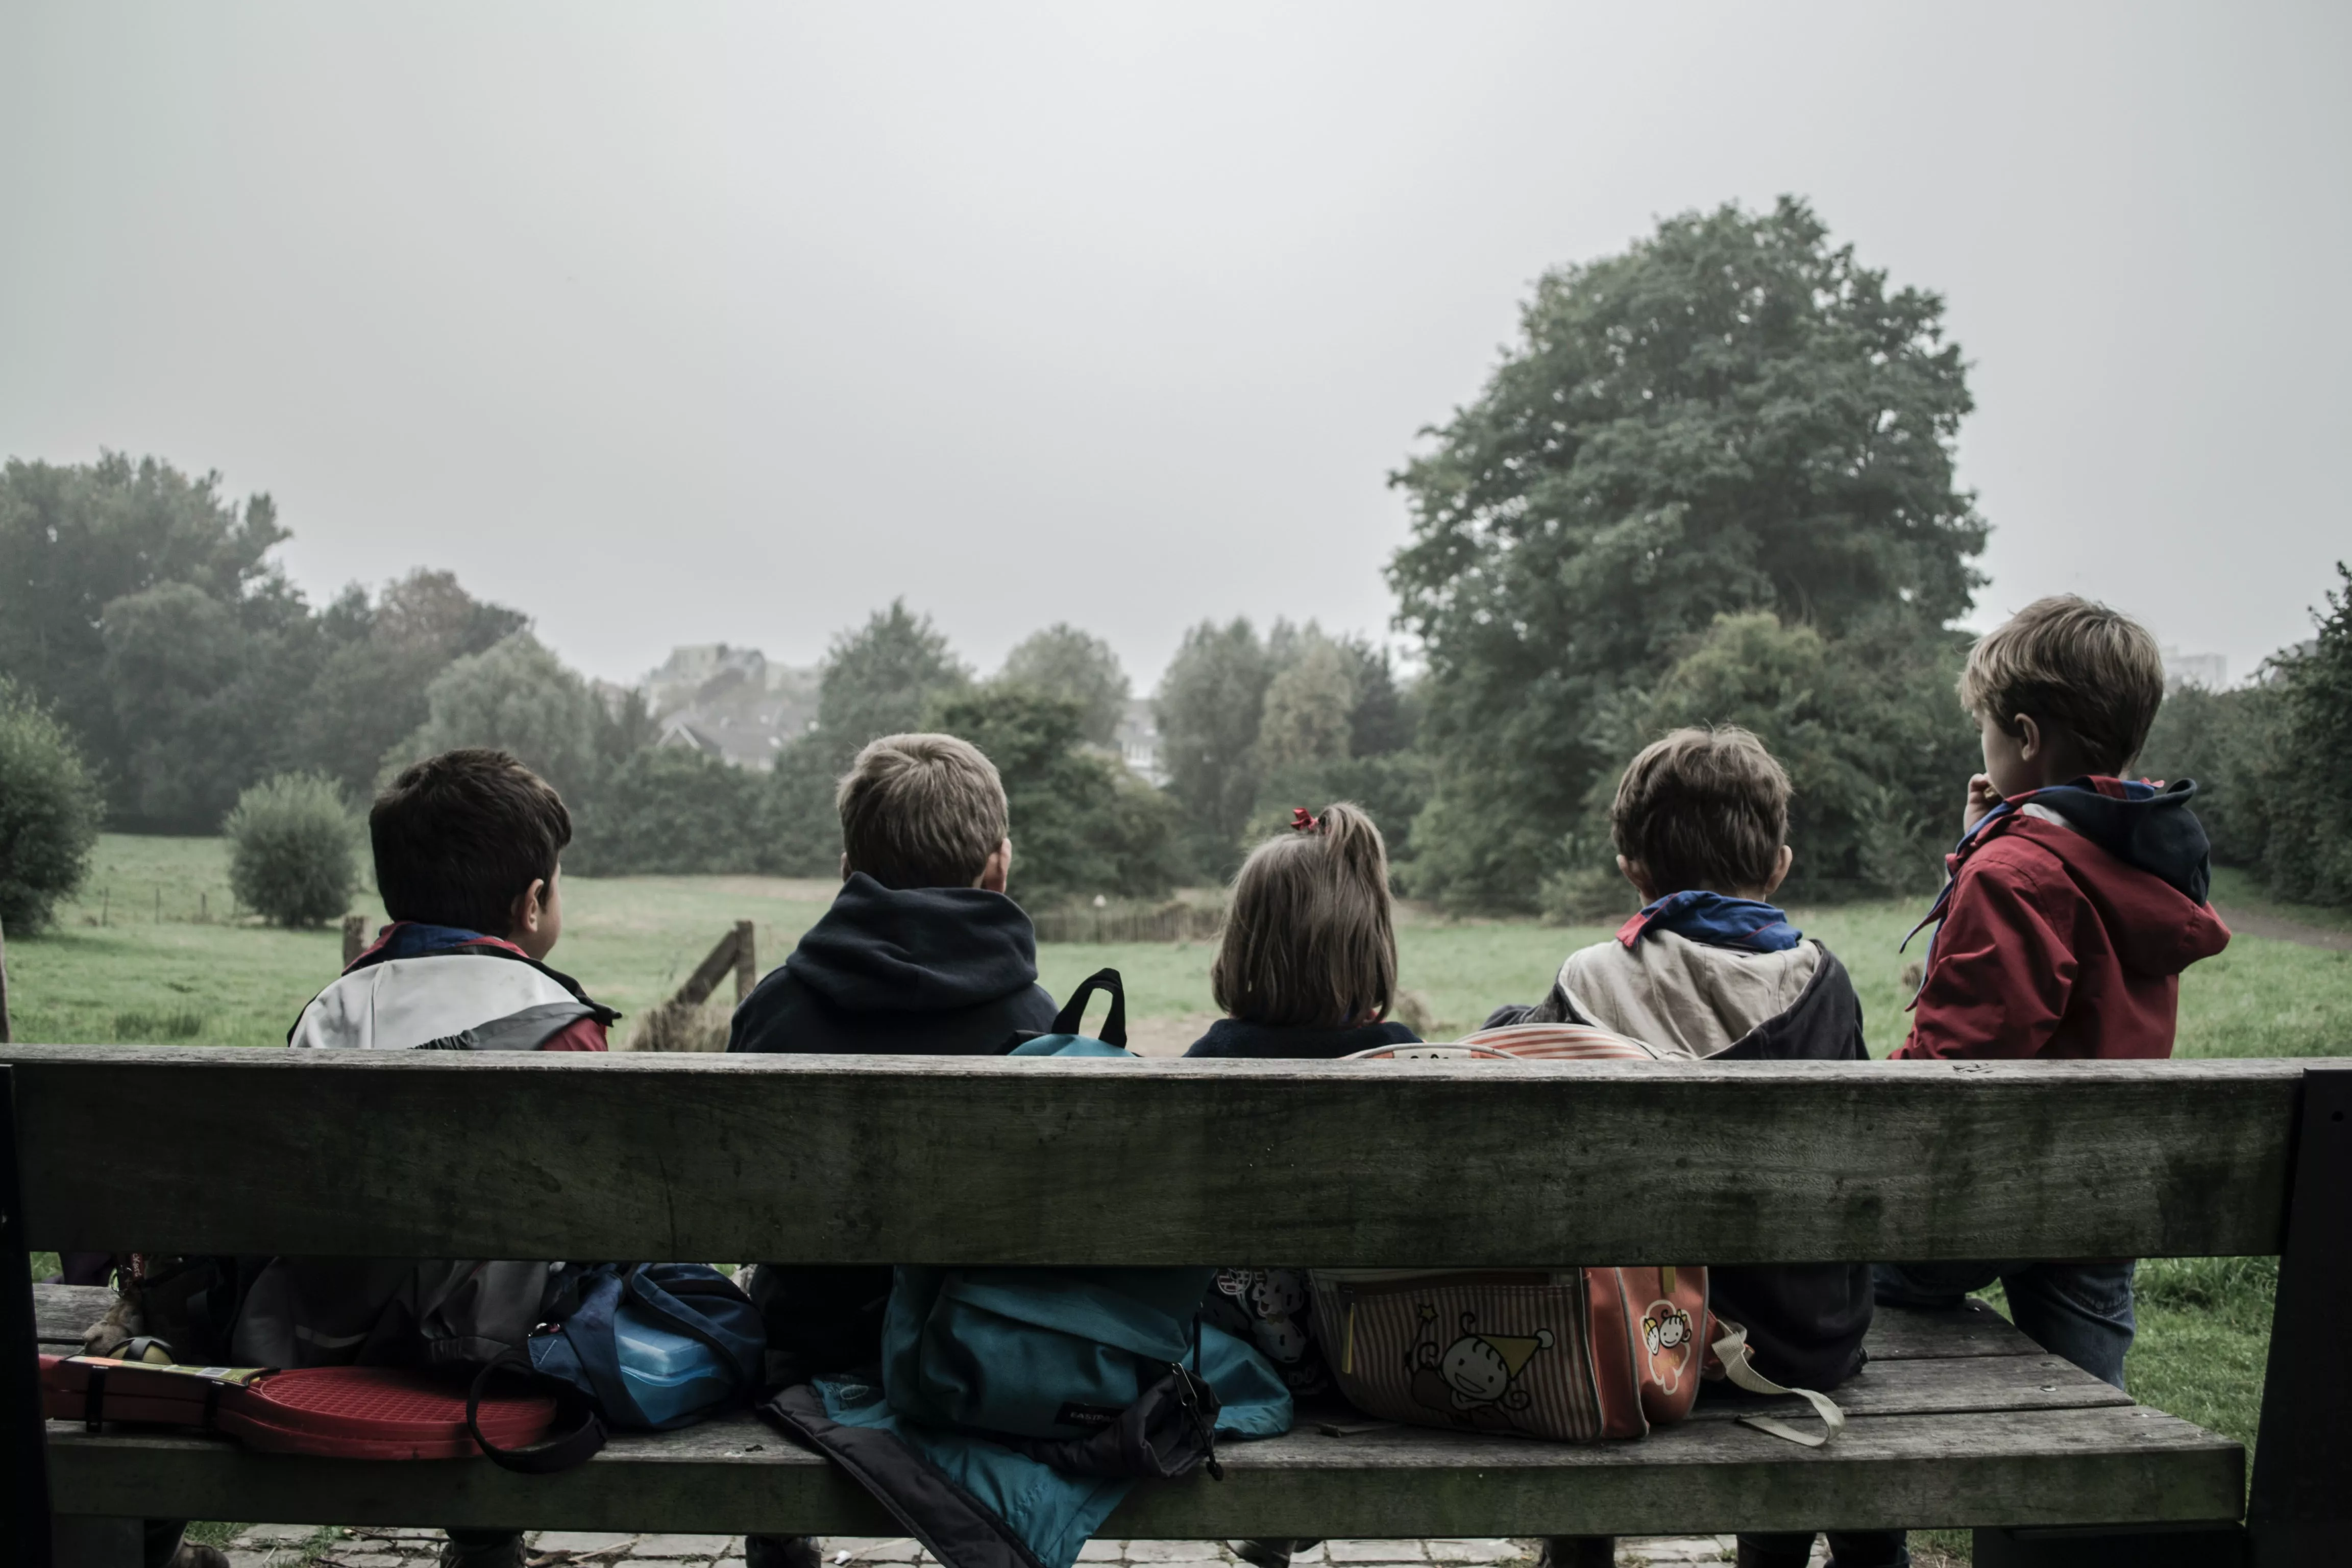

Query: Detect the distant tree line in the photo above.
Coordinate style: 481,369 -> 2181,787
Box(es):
2141,566 -> 2352,909
10,199 -> 2342,928
0,458 -> 1197,919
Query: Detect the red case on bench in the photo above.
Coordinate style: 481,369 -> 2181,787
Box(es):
38,1355 -> 560,1459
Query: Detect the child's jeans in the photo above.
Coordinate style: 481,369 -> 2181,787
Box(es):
1873,1260 -> 2137,1389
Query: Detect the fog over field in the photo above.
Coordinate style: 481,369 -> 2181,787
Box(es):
3,2 -> 2346,688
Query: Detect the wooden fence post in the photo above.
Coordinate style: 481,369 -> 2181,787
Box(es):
670,923 -> 754,1013
341,914 -> 367,970
732,920 -> 756,1003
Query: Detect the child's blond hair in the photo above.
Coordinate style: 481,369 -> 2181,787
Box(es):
836,733 -> 1008,889
1959,595 -> 2166,773
1212,802 -> 1395,1027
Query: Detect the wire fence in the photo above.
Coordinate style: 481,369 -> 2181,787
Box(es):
1030,901 -> 1226,945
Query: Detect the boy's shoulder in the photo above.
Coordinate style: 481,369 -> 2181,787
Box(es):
290,928 -> 612,1050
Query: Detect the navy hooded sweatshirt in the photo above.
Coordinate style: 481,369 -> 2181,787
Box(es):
729,872 -> 1057,1378
728,871 -> 1057,1057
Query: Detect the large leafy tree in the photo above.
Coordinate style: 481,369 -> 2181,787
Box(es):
1257,631 -> 1358,773
384,632 -> 605,800
0,454 -> 296,819
2264,566 -> 2352,904
1154,619 -> 1279,875
295,570 -> 531,798
760,602 -> 973,876
1612,611 -> 1976,904
928,685 -> 1178,906
999,625 -> 1131,747
817,600 -> 971,759
1390,198 -> 1986,907
100,578 -> 322,829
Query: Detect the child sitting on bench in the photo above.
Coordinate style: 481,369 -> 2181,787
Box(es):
731,732 -> 1059,1568
1491,727 -> 1896,1568
1183,801 -> 1419,1568
1878,596 -> 2230,1392
238,748 -> 618,1568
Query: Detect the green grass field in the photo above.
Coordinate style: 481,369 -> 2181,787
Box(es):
12,836 -> 2345,1556
20,836 -> 2347,1057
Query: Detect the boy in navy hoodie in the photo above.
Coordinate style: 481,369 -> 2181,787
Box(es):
1880,597 -> 2231,1389
731,733 -> 1056,1568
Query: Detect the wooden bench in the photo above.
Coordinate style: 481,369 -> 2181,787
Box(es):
5,1046 -> 2346,1567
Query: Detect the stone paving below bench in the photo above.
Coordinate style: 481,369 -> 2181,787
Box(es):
223,1528 -> 1852,1568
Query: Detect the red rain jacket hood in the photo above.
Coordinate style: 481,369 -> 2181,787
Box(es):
1898,778 -> 2232,1061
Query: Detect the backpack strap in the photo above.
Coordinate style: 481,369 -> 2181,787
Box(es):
1049,969 -> 1126,1049
465,1353 -> 608,1474
1708,1324 -> 1845,1448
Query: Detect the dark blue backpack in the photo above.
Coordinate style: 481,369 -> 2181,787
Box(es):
471,1262 -> 766,1472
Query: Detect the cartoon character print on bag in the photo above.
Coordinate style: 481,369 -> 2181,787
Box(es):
1210,1268 -> 1326,1394
1640,1301 -> 1697,1395
1406,1304 -> 1554,1431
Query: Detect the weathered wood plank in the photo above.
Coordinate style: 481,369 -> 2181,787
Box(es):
1863,1301 -> 2041,1361
44,1405 -> 2242,1536
1682,1351 -> 2127,1423
34,1282 -> 113,1346
1,1048 -> 2299,1264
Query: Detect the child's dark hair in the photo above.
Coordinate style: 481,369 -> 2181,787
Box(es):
1212,802 -> 1395,1028
371,749 -> 571,936
1612,727 -> 1791,895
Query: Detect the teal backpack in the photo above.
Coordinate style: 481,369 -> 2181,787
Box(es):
887,970 -> 1289,1473
763,971 -> 1290,1568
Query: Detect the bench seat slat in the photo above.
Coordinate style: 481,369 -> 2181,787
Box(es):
1845,1299 -> 2038,1360
35,1282 -> 111,1348
1,1048 -> 2299,1265
43,1404 -> 2241,1538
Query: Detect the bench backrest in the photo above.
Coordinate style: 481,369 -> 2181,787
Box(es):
0,1045 -> 2305,1264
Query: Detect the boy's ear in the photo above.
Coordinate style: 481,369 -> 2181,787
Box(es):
839,851 -> 851,883
1763,845 -> 1794,899
510,878 -> 548,938
1616,854 -> 1659,903
2014,713 -> 2043,762
976,838 -> 1012,894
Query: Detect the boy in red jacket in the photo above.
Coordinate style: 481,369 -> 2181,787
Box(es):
1878,596 -> 2230,1388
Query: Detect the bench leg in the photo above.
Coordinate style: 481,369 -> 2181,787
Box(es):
51,1516 -> 145,1568
4,1066 -> 60,1568
2248,1062 -> 2352,1567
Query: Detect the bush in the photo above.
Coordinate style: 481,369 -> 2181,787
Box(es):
571,747 -> 765,876
225,773 -> 357,927
0,678 -> 104,932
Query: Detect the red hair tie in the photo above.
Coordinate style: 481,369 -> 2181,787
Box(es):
1290,807 -> 1322,834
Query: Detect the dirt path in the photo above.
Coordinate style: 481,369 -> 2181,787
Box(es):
2213,905 -> 2352,953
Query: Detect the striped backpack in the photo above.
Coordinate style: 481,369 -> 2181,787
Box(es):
1308,1025 -> 1842,1448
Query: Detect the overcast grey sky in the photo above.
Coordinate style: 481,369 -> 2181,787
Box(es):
4,2 -> 2346,691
